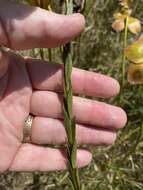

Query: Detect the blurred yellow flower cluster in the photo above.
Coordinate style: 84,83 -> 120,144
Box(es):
26,0 -> 52,10
112,12 -> 141,34
112,0 -> 141,34
125,36 -> 143,84
112,0 -> 142,85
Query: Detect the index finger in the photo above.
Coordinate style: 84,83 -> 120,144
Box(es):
26,58 -> 120,98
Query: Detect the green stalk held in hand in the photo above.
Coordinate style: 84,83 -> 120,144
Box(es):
63,1 -> 84,189
25,0 -> 84,189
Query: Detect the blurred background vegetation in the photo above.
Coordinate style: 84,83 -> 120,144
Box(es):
0,0 -> 143,189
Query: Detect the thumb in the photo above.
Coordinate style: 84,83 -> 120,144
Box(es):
0,1 -> 85,50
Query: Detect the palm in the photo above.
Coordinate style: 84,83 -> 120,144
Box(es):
0,51 -> 126,172
0,55 -> 32,172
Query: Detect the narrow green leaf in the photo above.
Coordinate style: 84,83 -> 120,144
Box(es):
81,184 -> 85,190
68,177 -> 75,190
71,141 -> 77,169
71,118 -> 76,141
70,118 -> 77,168
67,0 -> 74,15
63,0 -> 82,189
67,90 -> 73,116
63,106 -> 73,144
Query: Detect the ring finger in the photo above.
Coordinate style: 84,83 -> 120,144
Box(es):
30,117 -> 117,146
30,91 -> 127,129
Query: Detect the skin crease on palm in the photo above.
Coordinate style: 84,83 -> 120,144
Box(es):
0,0 -> 127,173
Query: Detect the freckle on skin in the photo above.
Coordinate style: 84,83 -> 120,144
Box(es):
108,109 -> 118,125
107,106 -> 127,129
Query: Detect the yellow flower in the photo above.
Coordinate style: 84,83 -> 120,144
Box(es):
112,12 -> 141,34
128,64 -> 143,84
125,35 -> 143,64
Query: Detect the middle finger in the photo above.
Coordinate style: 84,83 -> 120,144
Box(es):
31,91 -> 127,129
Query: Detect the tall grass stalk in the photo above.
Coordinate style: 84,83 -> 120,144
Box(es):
62,0 -> 83,189
22,0 -> 83,188
121,17 -> 128,89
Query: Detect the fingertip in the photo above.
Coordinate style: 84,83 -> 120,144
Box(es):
71,13 -> 85,32
102,76 -> 120,98
110,107 -> 127,129
111,78 -> 120,97
104,131 -> 117,146
38,12 -> 86,48
77,149 -> 92,168
56,13 -> 85,45
117,108 -> 127,129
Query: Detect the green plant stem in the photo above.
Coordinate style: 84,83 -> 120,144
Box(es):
39,48 -> 44,60
63,44 -> 81,190
62,0 -> 83,189
48,49 -> 52,62
121,17 -> 128,89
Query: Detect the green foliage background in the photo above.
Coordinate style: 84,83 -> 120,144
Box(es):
0,0 -> 143,189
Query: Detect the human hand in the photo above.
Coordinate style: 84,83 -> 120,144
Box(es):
0,0 -> 127,173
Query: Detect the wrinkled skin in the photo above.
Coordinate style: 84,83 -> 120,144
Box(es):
0,0 -> 127,172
